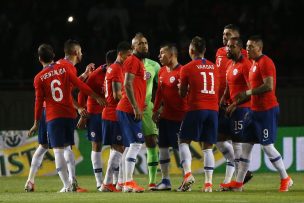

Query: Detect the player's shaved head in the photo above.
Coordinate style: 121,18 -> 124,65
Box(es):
64,39 -> 81,55
190,36 -> 206,54
132,32 -> 146,46
131,32 -> 149,59
38,43 -> 55,63
248,35 -> 263,48
160,43 -> 178,57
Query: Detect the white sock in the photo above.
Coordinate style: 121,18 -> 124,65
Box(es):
91,151 -> 103,187
216,141 -> 235,183
233,142 -> 242,176
236,143 -> 253,183
117,157 -> 124,184
113,168 -> 119,185
179,143 -> 192,174
54,148 -> 70,188
203,149 -> 214,184
121,147 -> 129,184
125,143 -> 142,182
64,146 -> 75,183
27,145 -> 48,183
159,148 -> 170,180
104,149 -> 122,185
262,144 -> 288,179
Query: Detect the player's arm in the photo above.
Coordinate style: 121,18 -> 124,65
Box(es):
178,68 -> 188,98
73,97 -> 88,117
78,63 -> 95,81
220,81 -> 230,109
28,79 -> 43,136
124,72 -> 142,120
112,81 -> 122,101
69,69 -> 106,106
152,74 -> 163,123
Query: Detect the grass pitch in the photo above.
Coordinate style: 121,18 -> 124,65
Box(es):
0,173 -> 303,203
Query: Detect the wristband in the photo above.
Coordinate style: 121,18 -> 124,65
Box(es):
245,89 -> 252,96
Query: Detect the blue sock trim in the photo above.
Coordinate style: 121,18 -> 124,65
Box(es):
94,168 -> 103,173
226,162 -> 235,167
148,161 -> 159,166
204,166 -> 214,170
160,159 -> 170,164
270,156 -> 281,163
56,167 -> 62,172
126,157 -> 136,162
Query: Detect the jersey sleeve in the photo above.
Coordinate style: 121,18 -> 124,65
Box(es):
123,57 -> 138,75
34,76 -> 44,121
260,58 -> 275,79
242,62 -> 250,86
179,66 -> 189,89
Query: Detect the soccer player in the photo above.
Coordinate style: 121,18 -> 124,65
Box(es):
152,43 -> 187,190
116,33 -> 147,193
219,37 -> 256,191
178,36 -> 219,192
77,50 -> 117,191
24,40 -> 93,192
100,42 -> 132,192
232,35 -> 293,192
28,44 -> 105,192
215,24 -> 253,186
142,37 -> 161,190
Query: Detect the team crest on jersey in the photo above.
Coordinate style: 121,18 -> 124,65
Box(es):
107,67 -> 112,73
253,66 -> 257,72
91,132 -> 96,138
117,135 -> 122,141
169,76 -> 176,83
145,72 -> 151,80
137,133 -> 143,139
233,68 -> 238,75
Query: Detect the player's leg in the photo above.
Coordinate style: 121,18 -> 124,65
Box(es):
117,110 -> 145,192
25,108 -> 48,192
201,110 -> 218,192
257,107 -> 292,192
142,107 -> 159,190
47,118 -> 72,192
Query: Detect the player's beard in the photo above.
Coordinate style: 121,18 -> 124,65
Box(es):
135,51 -> 150,59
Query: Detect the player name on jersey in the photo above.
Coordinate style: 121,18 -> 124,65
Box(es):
39,67 -> 66,81
196,64 -> 215,69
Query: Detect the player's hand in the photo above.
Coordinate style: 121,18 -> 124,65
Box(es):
133,106 -> 143,121
226,102 -> 237,117
28,122 -> 39,137
77,107 -> 88,117
77,117 -> 87,129
234,92 -> 248,105
85,63 -> 95,75
96,97 -> 107,106
152,111 -> 160,123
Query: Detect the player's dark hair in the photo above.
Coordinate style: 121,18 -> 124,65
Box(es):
117,41 -> 132,53
106,49 -> 117,64
160,43 -> 178,56
230,37 -> 243,48
224,24 -> 240,34
64,39 -> 80,55
248,35 -> 264,47
191,36 -> 206,54
38,44 -> 55,63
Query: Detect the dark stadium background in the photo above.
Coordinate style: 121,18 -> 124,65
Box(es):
0,0 -> 303,129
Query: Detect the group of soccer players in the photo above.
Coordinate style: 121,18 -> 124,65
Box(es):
25,24 -> 293,193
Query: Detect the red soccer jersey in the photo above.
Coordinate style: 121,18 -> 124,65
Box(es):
78,66 -> 106,114
216,47 -> 247,101
102,62 -> 124,121
180,58 -> 219,111
249,55 -> 278,111
117,55 -> 147,114
57,58 -> 77,76
34,62 -> 94,122
226,56 -> 252,108
153,65 -> 187,121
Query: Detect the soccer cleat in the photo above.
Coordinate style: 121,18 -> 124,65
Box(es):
100,183 -> 121,192
59,185 -> 73,193
148,183 -> 157,191
229,181 -> 243,192
155,179 -> 172,191
203,183 -> 213,192
243,171 -> 253,184
279,176 -> 293,192
115,182 -> 124,191
71,178 -> 88,192
218,182 -> 232,191
176,172 -> 195,192
24,180 -> 35,192
76,186 -> 88,192
123,181 -> 145,193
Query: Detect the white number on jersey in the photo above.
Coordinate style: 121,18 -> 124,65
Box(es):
200,72 -> 215,94
104,78 -> 109,98
50,79 -> 63,102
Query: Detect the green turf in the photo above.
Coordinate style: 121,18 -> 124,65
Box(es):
0,173 -> 303,203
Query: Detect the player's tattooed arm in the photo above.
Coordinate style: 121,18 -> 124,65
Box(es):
112,81 -> 122,101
